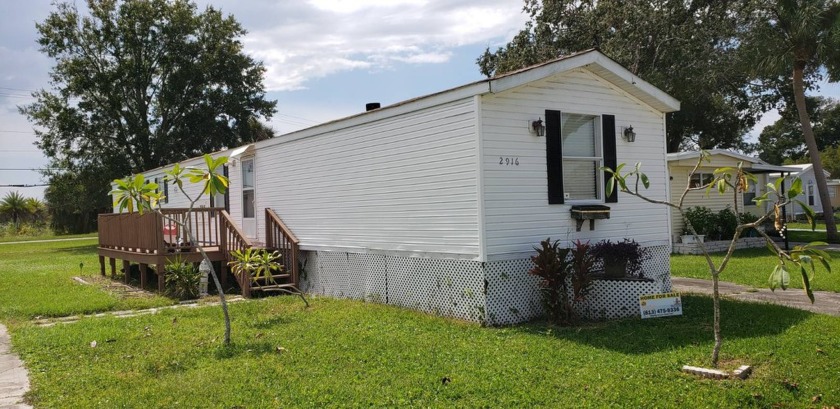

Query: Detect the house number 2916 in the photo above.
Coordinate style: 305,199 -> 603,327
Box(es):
499,157 -> 519,166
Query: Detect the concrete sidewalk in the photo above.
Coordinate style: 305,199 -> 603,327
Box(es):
672,277 -> 840,317
0,324 -> 31,409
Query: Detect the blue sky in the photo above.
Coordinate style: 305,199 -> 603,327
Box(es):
1,0 -> 838,200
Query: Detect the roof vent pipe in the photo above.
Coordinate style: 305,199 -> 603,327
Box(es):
365,102 -> 381,111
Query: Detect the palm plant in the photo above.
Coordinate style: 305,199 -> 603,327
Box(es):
742,0 -> 840,242
25,198 -> 47,223
0,191 -> 31,227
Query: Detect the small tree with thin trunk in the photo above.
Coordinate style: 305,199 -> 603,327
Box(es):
112,155 -> 233,345
604,152 -> 831,367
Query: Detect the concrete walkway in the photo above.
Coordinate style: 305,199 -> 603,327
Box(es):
672,277 -> 840,316
0,324 -> 31,409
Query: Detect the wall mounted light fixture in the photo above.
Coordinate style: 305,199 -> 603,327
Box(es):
530,118 -> 545,137
622,126 -> 636,142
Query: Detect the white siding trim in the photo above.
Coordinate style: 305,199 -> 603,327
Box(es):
663,111 -> 673,250
474,95 -> 488,262
299,245 -> 480,261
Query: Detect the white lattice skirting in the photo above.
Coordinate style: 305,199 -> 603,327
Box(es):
299,245 -> 671,325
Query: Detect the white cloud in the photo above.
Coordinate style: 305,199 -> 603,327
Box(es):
229,0 -> 528,91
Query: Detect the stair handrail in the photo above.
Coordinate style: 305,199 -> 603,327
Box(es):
265,208 -> 300,289
219,210 -> 253,252
219,210 -> 255,296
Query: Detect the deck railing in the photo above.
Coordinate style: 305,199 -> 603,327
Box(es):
265,208 -> 300,286
98,212 -> 163,253
98,207 -> 228,254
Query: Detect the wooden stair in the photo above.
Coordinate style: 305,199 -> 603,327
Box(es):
228,208 -> 304,300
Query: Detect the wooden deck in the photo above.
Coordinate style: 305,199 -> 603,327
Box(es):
97,208 -> 300,297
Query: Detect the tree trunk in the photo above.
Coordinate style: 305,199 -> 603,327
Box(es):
793,64 -> 839,242
711,272 -> 722,368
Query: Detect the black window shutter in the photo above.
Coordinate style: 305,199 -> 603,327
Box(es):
602,114 -> 618,203
546,110 -> 564,204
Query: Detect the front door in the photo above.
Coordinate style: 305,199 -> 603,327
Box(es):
241,157 -> 256,238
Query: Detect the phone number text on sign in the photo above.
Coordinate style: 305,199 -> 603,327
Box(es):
639,292 -> 683,319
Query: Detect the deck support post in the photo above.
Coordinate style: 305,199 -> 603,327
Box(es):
139,264 -> 148,290
123,260 -> 131,284
109,258 -> 116,278
99,256 -> 106,276
158,259 -> 166,293
220,262 -> 228,289
241,273 -> 251,298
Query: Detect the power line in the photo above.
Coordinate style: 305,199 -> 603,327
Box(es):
0,130 -> 36,134
0,184 -> 50,187
0,168 -> 67,171
0,92 -> 34,99
0,86 -> 37,93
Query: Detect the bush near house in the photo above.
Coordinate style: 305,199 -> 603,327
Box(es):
684,206 -> 767,240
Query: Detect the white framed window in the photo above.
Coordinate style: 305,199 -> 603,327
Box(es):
689,173 -> 714,189
808,180 -> 815,206
743,182 -> 757,205
242,158 -> 255,219
561,113 -> 602,201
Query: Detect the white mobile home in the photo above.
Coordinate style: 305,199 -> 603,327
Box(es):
667,150 -> 792,244
111,50 -> 680,324
770,164 -> 831,218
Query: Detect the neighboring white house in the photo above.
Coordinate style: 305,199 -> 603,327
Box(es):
129,50 -> 681,324
770,164 -> 832,218
667,150 -> 791,244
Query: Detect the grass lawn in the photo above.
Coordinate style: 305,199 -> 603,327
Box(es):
671,247 -> 840,293
0,239 -> 173,323
0,232 -> 97,243
3,241 -> 840,407
10,296 -> 840,408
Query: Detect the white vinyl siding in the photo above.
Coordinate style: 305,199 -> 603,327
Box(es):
480,68 -> 670,259
250,98 -> 480,257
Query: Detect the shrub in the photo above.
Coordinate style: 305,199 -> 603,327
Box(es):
529,239 -> 573,325
589,239 -> 651,278
164,257 -> 201,300
739,212 -> 761,236
569,240 -> 595,300
683,206 -> 715,236
529,239 -> 598,325
712,208 -> 738,240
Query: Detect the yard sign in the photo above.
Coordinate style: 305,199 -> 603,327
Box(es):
639,292 -> 683,319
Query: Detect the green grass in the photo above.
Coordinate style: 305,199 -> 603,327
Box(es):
0,239 -> 173,323
671,247 -> 840,293
0,232 -> 97,243
786,229 -> 833,243
9,296 -> 840,408
3,240 -> 840,407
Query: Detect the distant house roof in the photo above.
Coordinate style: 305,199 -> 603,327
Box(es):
666,149 -> 791,173
769,163 -> 831,179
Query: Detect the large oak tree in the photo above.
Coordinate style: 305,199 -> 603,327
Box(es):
20,0 -> 276,229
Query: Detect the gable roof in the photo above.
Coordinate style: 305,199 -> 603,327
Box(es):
667,149 -> 791,173
260,49 -> 680,149
769,163 -> 831,178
